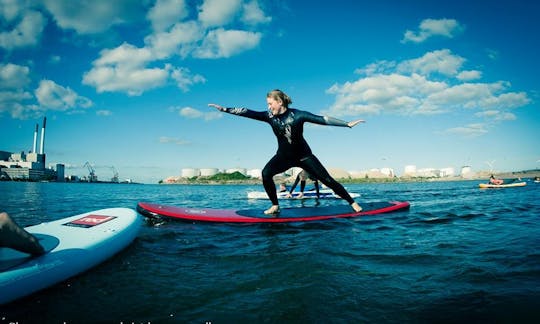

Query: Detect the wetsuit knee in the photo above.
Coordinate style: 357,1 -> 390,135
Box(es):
261,166 -> 274,181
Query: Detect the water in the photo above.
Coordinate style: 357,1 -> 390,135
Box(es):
1,181 -> 539,323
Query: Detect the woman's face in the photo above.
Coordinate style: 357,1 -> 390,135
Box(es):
267,97 -> 285,116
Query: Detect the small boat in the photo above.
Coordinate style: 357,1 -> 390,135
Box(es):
479,182 -> 527,188
247,189 -> 361,199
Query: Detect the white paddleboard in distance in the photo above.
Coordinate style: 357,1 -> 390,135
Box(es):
247,189 -> 361,200
0,207 -> 141,305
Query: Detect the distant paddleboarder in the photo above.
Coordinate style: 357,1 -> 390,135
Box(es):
489,174 -> 504,185
287,169 -> 320,199
209,89 -> 364,215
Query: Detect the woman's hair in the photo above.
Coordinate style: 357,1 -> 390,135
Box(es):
267,89 -> 292,108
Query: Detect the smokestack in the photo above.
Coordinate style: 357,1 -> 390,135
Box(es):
39,117 -> 46,154
32,123 -> 38,153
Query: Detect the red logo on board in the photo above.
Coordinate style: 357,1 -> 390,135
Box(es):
64,215 -> 117,228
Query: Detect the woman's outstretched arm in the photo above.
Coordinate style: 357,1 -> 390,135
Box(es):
323,116 -> 365,128
208,103 -> 269,122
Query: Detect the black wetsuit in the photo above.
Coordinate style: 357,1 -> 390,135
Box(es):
223,107 -> 356,206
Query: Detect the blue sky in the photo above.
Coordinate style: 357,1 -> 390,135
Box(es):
1,0 -> 538,183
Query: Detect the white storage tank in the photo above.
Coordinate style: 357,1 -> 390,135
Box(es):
181,168 -> 199,178
404,165 -> 417,176
247,169 -> 262,178
200,168 -> 219,177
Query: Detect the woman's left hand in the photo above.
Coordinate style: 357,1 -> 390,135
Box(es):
348,119 -> 365,128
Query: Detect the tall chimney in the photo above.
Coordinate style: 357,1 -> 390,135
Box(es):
39,117 -> 46,154
32,123 -> 38,153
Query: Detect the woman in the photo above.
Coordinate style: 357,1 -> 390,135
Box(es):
209,89 -> 364,215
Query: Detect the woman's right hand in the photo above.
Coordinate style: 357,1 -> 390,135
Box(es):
208,103 -> 225,111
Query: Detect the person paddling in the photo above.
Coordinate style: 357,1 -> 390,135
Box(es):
287,169 -> 320,199
209,89 -> 364,215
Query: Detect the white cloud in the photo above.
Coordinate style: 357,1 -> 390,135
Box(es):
0,63 -> 34,118
35,80 -> 93,111
194,28 -> 261,58
0,63 -> 31,88
42,0 -> 143,34
177,106 -> 222,120
179,107 -> 203,118
486,49 -> 499,60
442,123 -> 488,138
83,42 -> 206,95
241,0 -> 271,25
93,42 -> 154,68
198,0 -> 242,27
96,110 -> 113,116
83,64 -> 170,96
170,65 -> 206,92
83,0 -> 268,95
145,21 -> 205,59
82,42 -> 170,96
159,136 -> 191,145
397,49 -> 465,76
49,55 -> 61,64
0,0 -> 21,21
325,49 -> 531,136
1,64 -> 93,119
475,110 -> 516,121
327,72 -> 447,116
147,0 -> 189,32
457,70 -> 481,81
402,18 -> 464,43
0,3 -> 46,50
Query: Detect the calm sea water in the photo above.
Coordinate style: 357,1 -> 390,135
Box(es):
1,180 -> 539,323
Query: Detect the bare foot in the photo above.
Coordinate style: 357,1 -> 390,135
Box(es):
0,212 -> 45,255
264,205 -> 280,215
351,202 -> 362,212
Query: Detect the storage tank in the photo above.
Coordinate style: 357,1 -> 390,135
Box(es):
404,165 -> 417,176
247,169 -> 262,178
181,168 -> 199,178
461,166 -> 473,178
200,168 -> 219,177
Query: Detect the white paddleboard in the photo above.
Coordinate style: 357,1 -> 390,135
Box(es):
0,207 -> 141,305
247,189 -> 361,200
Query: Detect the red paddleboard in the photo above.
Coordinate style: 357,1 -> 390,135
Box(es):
137,201 -> 410,223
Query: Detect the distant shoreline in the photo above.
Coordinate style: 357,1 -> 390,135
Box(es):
161,169 -> 540,185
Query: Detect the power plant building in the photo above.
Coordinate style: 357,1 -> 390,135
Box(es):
0,117 -> 63,181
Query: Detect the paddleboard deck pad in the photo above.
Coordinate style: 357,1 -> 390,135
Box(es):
137,201 -> 410,223
0,208 -> 141,305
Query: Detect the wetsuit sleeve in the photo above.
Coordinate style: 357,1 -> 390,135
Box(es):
224,107 -> 269,122
300,110 -> 350,127
323,116 -> 350,127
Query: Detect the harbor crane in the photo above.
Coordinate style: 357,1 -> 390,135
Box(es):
84,161 -> 98,182
111,166 -> 119,183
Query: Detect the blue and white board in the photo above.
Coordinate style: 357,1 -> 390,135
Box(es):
0,208 -> 141,305
247,189 -> 361,200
